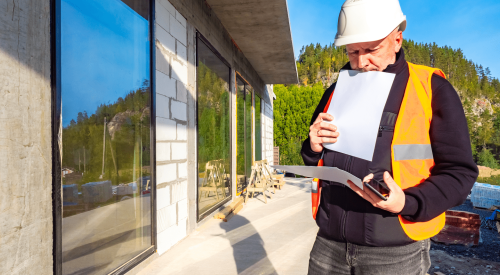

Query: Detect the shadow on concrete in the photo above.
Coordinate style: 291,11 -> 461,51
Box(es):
219,215 -> 277,274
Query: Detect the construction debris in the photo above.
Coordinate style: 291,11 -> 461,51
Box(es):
431,210 -> 481,246
470,182 -> 500,210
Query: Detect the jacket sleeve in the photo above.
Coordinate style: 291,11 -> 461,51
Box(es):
301,83 -> 336,166
399,75 -> 479,222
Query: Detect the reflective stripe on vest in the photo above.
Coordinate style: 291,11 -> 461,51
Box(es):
393,144 -> 433,161
392,62 -> 446,241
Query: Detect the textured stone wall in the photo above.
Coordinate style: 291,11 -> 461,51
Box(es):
0,0 -> 53,274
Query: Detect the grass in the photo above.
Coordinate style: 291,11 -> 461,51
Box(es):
476,175 -> 500,186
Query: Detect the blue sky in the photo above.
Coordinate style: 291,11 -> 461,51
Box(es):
288,0 -> 500,79
61,0 -> 149,126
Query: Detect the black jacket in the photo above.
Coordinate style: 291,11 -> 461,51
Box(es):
301,49 -> 478,247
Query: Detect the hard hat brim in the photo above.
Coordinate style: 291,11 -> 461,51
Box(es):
334,19 -> 406,47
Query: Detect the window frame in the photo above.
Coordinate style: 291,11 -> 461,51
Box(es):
51,0 -> 157,274
235,73 -> 254,196
195,32 -> 233,222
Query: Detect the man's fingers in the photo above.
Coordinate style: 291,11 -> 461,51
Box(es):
319,121 -> 337,132
347,180 -> 376,205
383,171 -> 399,192
321,137 -> 338,143
363,173 -> 374,183
317,113 -> 334,122
317,130 -> 339,138
363,186 -> 384,205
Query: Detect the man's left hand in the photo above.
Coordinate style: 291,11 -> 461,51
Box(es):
347,171 -> 405,214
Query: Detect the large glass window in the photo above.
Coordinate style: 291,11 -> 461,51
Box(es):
197,36 -> 231,219
60,0 -> 152,274
236,77 -> 253,195
255,94 -> 262,161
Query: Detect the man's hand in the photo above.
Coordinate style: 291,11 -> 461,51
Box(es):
347,172 -> 405,214
309,113 -> 339,153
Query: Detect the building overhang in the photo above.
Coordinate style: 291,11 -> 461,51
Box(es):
206,0 -> 298,84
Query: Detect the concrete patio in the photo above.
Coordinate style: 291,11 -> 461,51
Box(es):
137,177 -> 316,275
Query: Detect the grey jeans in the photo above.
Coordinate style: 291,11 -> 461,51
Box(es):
308,236 -> 431,275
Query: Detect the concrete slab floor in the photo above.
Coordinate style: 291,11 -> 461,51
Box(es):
137,177 -> 317,275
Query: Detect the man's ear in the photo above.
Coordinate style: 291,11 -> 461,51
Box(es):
394,31 -> 403,53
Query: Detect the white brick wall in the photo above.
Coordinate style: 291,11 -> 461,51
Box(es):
156,71 -> 176,98
156,117 -> 176,141
155,0 -> 188,255
156,95 -> 170,119
171,180 -> 187,203
177,123 -> 187,140
178,162 -> 187,179
263,101 -> 274,165
157,203 -> 176,233
157,163 -> 176,184
157,187 -> 171,211
156,143 -> 170,162
170,15 -> 186,45
177,198 -> 188,220
171,100 -> 187,121
172,142 -> 187,160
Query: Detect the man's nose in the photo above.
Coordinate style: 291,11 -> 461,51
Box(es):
358,54 -> 369,69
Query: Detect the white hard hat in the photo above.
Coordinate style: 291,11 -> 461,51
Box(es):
334,0 -> 406,46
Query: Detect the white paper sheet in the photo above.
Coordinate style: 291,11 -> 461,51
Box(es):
271,165 -> 363,190
324,70 -> 395,161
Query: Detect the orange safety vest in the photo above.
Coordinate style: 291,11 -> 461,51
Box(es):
311,62 -> 446,241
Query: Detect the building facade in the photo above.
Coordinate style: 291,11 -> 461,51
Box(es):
0,0 -> 297,274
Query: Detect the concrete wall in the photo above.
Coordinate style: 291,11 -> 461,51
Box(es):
0,1 -> 53,274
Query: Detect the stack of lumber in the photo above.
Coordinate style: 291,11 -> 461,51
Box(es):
214,196 -> 244,222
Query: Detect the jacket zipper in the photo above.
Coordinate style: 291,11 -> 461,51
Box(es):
342,156 -> 353,241
379,125 -> 394,131
378,125 -> 394,137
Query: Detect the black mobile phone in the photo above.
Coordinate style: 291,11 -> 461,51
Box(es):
364,180 -> 389,201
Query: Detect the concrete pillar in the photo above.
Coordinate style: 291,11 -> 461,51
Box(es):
0,0 -> 53,274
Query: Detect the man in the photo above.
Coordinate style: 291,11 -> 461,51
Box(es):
301,0 -> 478,274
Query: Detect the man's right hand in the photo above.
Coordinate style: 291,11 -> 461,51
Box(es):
309,113 -> 339,153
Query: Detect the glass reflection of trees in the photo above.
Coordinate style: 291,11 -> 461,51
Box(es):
197,43 -> 231,217
236,78 -> 253,195
60,0 -> 152,273
255,94 -> 262,161
62,84 -> 151,215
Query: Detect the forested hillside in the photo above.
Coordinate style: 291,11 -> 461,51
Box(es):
274,40 -> 500,168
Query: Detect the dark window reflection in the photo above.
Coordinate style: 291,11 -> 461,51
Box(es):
255,95 -> 262,161
60,0 -> 151,274
236,77 -> 253,195
197,38 -> 231,218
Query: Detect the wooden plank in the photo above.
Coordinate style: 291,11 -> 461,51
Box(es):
233,196 -> 244,208
223,211 -> 234,222
214,205 -> 232,219
224,204 -> 244,222
229,196 -> 244,209
233,204 -> 243,215
214,196 -> 244,219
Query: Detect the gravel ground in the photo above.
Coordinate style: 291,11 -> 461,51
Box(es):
430,199 -> 500,263
427,199 -> 500,275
